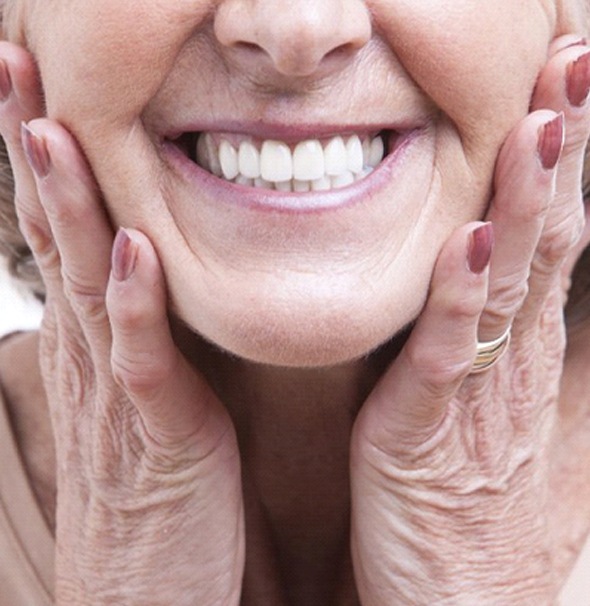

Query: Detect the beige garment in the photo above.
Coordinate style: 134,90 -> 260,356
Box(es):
0,386 -> 54,605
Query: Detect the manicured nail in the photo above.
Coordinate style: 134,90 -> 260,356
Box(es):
0,60 -> 12,101
566,51 -> 590,106
112,228 -> 138,281
468,222 -> 494,274
21,122 -> 51,177
537,113 -> 564,171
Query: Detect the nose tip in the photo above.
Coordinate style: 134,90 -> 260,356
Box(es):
214,0 -> 372,78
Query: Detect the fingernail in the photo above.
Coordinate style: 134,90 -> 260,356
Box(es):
537,113 -> 565,171
21,122 -> 51,178
468,222 -> 494,274
566,51 -> 590,106
0,60 -> 12,101
112,228 -> 138,281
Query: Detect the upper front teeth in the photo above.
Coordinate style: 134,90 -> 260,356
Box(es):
196,133 -> 386,191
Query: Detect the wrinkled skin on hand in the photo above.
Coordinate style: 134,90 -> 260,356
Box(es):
350,37 -> 590,605
0,42 -> 245,606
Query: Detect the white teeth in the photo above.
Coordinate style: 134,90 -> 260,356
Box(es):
346,135 -> 363,174
323,136 -> 348,176
219,140 -> 239,180
369,137 -> 384,168
311,175 -> 332,191
361,137 -> 371,167
254,177 -> 273,189
238,141 -> 261,179
331,170 -> 355,189
193,132 -> 386,192
196,134 -> 210,172
293,140 -> 325,181
261,140 -> 293,182
235,175 -> 254,187
198,134 -> 224,176
293,179 -> 311,192
275,180 -> 292,192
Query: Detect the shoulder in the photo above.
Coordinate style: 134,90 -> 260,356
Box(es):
0,329 -> 47,415
0,330 -> 56,533
0,331 -> 44,408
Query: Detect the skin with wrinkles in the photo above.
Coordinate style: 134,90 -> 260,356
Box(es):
0,1 -> 589,605
7,0 -> 562,366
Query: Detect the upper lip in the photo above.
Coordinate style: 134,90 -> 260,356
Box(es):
161,120 -> 423,142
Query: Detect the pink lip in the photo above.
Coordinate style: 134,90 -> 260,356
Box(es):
162,120 -> 420,142
161,127 -> 424,214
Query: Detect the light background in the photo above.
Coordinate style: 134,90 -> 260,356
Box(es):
0,260 -> 43,338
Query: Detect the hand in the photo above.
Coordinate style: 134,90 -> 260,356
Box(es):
0,42 -> 244,606
350,36 -> 590,605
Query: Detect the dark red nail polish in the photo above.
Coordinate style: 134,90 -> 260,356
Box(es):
537,113 -> 564,171
566,51 -> 590,107
0,60 -> 12,101
468,222 -> 494,274
112,228 -> 138,281
21,122 -> 51,177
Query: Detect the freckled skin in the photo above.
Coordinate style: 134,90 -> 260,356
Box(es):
12,0 -> 563,365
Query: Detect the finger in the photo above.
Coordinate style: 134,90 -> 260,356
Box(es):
107,229 -> 231,449
0,42 -> 46,233
527,46 -> 590,308
21,119 -> 114,359
548,34 -> 588,58
533,46 -> 590,221
477,111 -> 561,342
355,222 -> 491,457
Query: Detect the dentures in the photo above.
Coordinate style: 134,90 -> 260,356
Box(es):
194,132 -> 387,192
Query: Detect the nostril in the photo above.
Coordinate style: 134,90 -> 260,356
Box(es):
214,0 -> 372,79
324,42 -> 359,63
235,41 -> 264,55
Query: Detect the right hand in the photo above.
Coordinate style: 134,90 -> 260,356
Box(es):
0,42 -> 245,606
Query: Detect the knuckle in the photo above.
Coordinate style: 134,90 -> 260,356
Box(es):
535,206 -> 585,269
17,209 -> 57,262
485,275 -> 529,322
110,298 -> 151,332
111,349 -> 173,398
404,343 -> 471,398
45,334 -> 95,407
62,271 -> 107,323
447,292 -> 485,320
62,352 -> 94,404
35,241 -> 61,275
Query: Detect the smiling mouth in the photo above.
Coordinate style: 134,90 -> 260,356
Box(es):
172,130 -> 398,193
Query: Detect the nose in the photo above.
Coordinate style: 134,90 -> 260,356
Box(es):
214,0 -> 372,78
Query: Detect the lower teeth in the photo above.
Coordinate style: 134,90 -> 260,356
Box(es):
231,167 -> 374,192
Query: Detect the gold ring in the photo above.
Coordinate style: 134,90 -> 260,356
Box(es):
471,326 -> 511,374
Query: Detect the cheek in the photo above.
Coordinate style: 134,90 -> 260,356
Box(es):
30,0 -> 210,130
374,0 -> 554,151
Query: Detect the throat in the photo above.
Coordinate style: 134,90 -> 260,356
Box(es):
172,323 -> 399,604
210,360 -> 374,606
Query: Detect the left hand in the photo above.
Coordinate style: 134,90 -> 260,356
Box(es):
0,42 -> 245,605
350,36 -> 590,605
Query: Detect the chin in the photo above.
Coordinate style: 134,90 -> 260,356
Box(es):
171,280 -> 424,368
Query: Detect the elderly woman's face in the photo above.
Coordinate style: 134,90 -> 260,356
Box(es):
15,0 -> 578,364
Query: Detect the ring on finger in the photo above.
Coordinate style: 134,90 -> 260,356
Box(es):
470,326 -> 511,374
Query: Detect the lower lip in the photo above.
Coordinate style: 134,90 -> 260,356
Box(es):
162,129 -> 423,214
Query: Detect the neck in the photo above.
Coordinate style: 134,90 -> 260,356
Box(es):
174,323 -> 404,605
